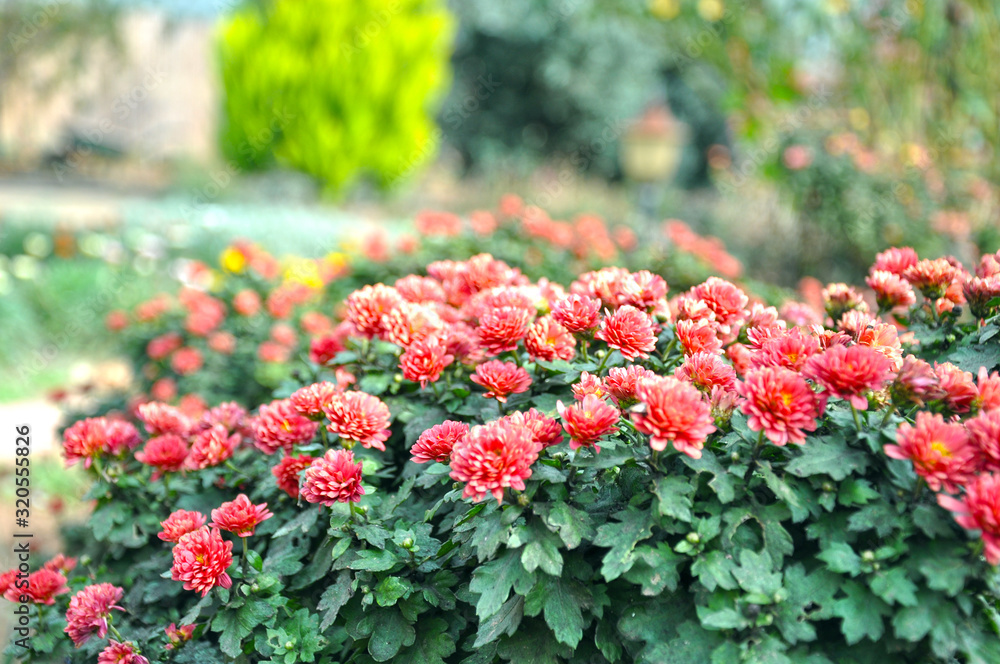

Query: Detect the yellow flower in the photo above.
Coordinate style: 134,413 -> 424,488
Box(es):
697,0 -> 724,21
220,247 -> 246,273
283,258 -> 323,290
650,0 -> 681,20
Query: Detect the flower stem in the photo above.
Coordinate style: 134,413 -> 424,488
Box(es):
595,351 -> 611,376
108,623 -> 125,643
349,501 -> 357,523
879,406 -> 895,429
242,537 -> 248,573
580,341 -> 590,362
851,404 -> 863,432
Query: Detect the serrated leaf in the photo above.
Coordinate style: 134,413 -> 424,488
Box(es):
758,462 -> 811,523
543,502 -> 594,550
474,595 -> 524,648
496,619 -> 573,664
654,476 -> 695,522
524,575 -> 590,648
367,608 -> 416,662
786,437 -> 869,481
732,549 -> 781,596
469,549 -> 536,619
593,507 -> 654,581
375,576 -> 412,607
832,580 -> 889,644
350,549 -> 400,572
837,478 -> 880,506
397,617 -> 456,664
847,502 -> 901,537
273,508 -> 319,538
682,450 -> 737,503
691,550 -> 737,591
868,567 -> 918,607
817,541 -> 862,576
318,570 -> 353,630
212,599 -> 277,657
623,542 -> 684,596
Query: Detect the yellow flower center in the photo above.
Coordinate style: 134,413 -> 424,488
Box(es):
930,441 -> 951,457
781,392 -> 793,407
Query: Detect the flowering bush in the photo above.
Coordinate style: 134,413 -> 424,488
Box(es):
29,238 -> 1000,662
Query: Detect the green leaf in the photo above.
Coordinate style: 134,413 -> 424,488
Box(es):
496,619 -> 573,664
916,543 -> 969,596
775,564 -> 839,644
623,542 -> 684,596
397,617 -> 456,664
832,580 -> 890,644
758,462 -> 811,523
355,524 -> 390,549
642,620 -> 722,664
837,478 -> 880,506
272,508 -> 318,538
786,437 -> 869,481
350,549 -> 401,572
817,541 -> 862,576
474,595 -> 524,648
847,502 -> 901,537
868,567 -> 918,607
318,570 -> 353,630
542,502 -> 594,550
593,507 -> 654,581
367,608 -> 417,662
469,549 -> 536,619
691,550 -> 737,591
682,450 -> 737,503
912,504 -> 954,538
520,521 -> 563,576
524,575 -> 590,648
732,549 -> 781,596
654,476 -> 695,522
212,599 -> 278,657
375,576 -> 413,607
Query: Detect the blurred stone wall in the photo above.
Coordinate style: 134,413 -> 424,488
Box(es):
0,10 -> 218,167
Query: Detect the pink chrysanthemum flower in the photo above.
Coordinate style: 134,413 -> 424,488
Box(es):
804,344 -> 894,410
903,258 -> 960,300
159,510 -> 208,543
551,294 -> 602,334
572,371 -> 607,401
43,553 -> 77,575
323,391 -> 392,451
885,412 -> 976,493
976,368 -> 1000,413
559,394 -> 619,451
165,623 -> 197,650
476,306 -> 534,355
135,435 -> 189,480
692,277 -> 748,328
63,583 -> 125,647
503,409 -> 564,448
964,276 -> 1000,319
98,641 -> 149,664
867,270 -> 916,311
604,365 -> 659,407
301,449 -> 365,506
752,328 -> 820,372
400,336 -> 454,388
380,301 -> 445,347
210,494 -> 273,538
471,360 -> 532,403
935,362 -> 979,414
449,419 -> 540,504
938,472 -> 1000,564
739,367 -> 824,446
4,568 -> 68,604
290,382 -> 340,419
675,352 -> 737,393
967,410 -> 1000,472
890,355 -> 945,407
525,316 -> 576,362
727,342 -> 754,377
137,402 -> 193,437
633,376 -> 716,458
395,274 -> 446,303
63,418 -> 141,468
197,402 -> 250,436
186,425 -> 239,470
147,331 -> 183,360
271,454 -> 315,499
856,322 -> 904,371
872,247 -> 919,276
596,305 -> 657,361
171,527 -> 233,597
411,421 -> 469,464
345,284 -> 404,338
253,399 -> 319,455
675,319 -> 723,356
170,347 -> 204,375
822,283 -> 868,321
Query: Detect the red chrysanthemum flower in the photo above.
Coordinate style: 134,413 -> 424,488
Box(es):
135,435 -> 189,480
232,289 -> 261,316
596,305 -> 657,361
503,409 -> 564,448
604,365 -> 659,406
415,210 -> 463,236
572,371 -> 607,401
210,494 -> 273,538
976,368 -> 1000,413
752,328 -> 820,372
804,344 -> 894,410
309,334 -> 345,366
449,419 -> 540,504
4,568 -> 68,604
63,417 -> 141,468
739,367 -> 824,446
257,341 -> 290,364
197,402 -> 250,437
301,449 -> 365,506
890,355 -> 945,407
171,527 -> 233,597
727,342 -> 754,377
938,473 -> 1000,564
411,421 -> 470,464
98,640 -> 150,664
271,453 -> 315,498
207,331 -> 236,355
345,284 -> 404,338
935,362 -> 979,414
525,316 -> 576,362
885,412 -> 976,493
559,394 -> 619,451
551,294 -> 602,334
903,258 -> 960,300
380,301 -> 445,347
43,553 -> 77,574
253,399 -> 319,455
675,319 -> 723,356
137,402 -> 193,437
171,347 -> 204,375
400,335 -> 454,387
964,276 -> 1000,319
159,510 -> 208,543
165,623 -> 197,650
323,391 -> 392,451
477,306 -> 533,355
692,277 -> 748,328
856,322 -> 903,371
633,376 -> 716,458
64,583 -> 125,647
147,331 -> 183,360
471,360 -> 532,403
674,352 -> 736,393
867,270 -> 916,311
290,382 -> 340,420
872,246 -> 919,276
185,425 -> 239,470
395,274 -> 447,303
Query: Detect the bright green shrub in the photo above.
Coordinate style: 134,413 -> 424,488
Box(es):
217,0 -> 454,194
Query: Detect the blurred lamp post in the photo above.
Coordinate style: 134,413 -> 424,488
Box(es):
620,104 -> 685,223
